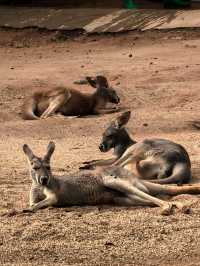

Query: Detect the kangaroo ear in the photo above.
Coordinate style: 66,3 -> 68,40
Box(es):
44,141 -> 55,162
86,76 -> 97,88
96,75 -> 109,89
23,144 -> 35,160
113,111 -> 131,129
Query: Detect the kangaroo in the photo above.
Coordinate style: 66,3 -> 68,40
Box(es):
22,75 -> 120,120
80,111 -> 191,185
23,142 -> 200,215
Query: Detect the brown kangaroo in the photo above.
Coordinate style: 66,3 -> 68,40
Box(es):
22,141 -> 200,215
80,111 -> 191,185
22,75 -> 120,120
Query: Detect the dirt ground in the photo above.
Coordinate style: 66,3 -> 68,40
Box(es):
0,28 -> 200,265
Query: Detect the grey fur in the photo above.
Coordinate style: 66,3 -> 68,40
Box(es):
22,142 -> 200,215
80,111 -> 191,185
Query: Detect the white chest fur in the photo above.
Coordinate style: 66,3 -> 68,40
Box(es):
43,187 -> 58,204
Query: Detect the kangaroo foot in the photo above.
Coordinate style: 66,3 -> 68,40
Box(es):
82,159 -> 100,164
160,201 -> 191,216
79,164 -> 95,170
172,201 -> 191,214
22,207 -> 35,213
160,202 -> 175,216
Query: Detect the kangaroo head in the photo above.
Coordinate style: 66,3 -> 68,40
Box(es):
99,111 -> 131,152
86,75 -> 120,104
23,141 -> 55,186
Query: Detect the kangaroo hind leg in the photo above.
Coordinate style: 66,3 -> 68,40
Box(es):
40,90 -> 71,119
102,174 -> 184,215
149,163 -> 191,185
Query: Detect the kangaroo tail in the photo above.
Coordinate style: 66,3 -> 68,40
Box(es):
142,179 -> 200,196
21,98 -> 39,120
149,163 -> 191,185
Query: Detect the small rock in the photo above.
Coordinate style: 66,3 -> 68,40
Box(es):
185,44 -> 197,48
143,123 -> 148,127
105,241 -> 115,247
129,54 -> 133,58
133,35 -> 139,40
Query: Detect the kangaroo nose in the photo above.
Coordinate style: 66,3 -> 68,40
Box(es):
99,143 -> 105,152
40,176 -> 48,185
99,143 -> 104,151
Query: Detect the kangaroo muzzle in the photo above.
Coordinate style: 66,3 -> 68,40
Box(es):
39,176 -> 49,186
112,95 -> 120,104
99,142 -> 109,152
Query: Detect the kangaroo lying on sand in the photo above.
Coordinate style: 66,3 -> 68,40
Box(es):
22,142 -> 199,215
80,111 -> 191,185
22,75 -> 120,120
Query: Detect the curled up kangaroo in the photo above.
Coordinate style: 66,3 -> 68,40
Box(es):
80,111 -> 191,185
21,75 -> 120,120
22,141 -> 200,215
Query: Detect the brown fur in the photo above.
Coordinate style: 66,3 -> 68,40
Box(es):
21,76 -> 120,120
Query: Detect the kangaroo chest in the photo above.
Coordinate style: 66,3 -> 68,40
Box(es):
43,187 -> 58,204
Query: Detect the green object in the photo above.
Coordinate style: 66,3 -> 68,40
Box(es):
164,0 -> 191,8
124,0 -> 138,9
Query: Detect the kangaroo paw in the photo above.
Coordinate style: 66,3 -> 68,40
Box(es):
82,159 -> 99,164
79,164 -> 95,170
22,207 -> 35,213
160,203 -> 174,216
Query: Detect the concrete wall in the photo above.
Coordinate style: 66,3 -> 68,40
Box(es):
0,0 -> 124,7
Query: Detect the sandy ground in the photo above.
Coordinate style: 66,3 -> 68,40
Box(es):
0,28 -> 200,265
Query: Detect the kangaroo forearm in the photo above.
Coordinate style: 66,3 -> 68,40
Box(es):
80,158 -> 118,170
29,197 -> 57,211
91,158 -> 117,167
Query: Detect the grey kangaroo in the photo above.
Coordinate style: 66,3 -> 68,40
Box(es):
80,111 -> 191,185
22,75 -> 120,120
23,142 -> 200,215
